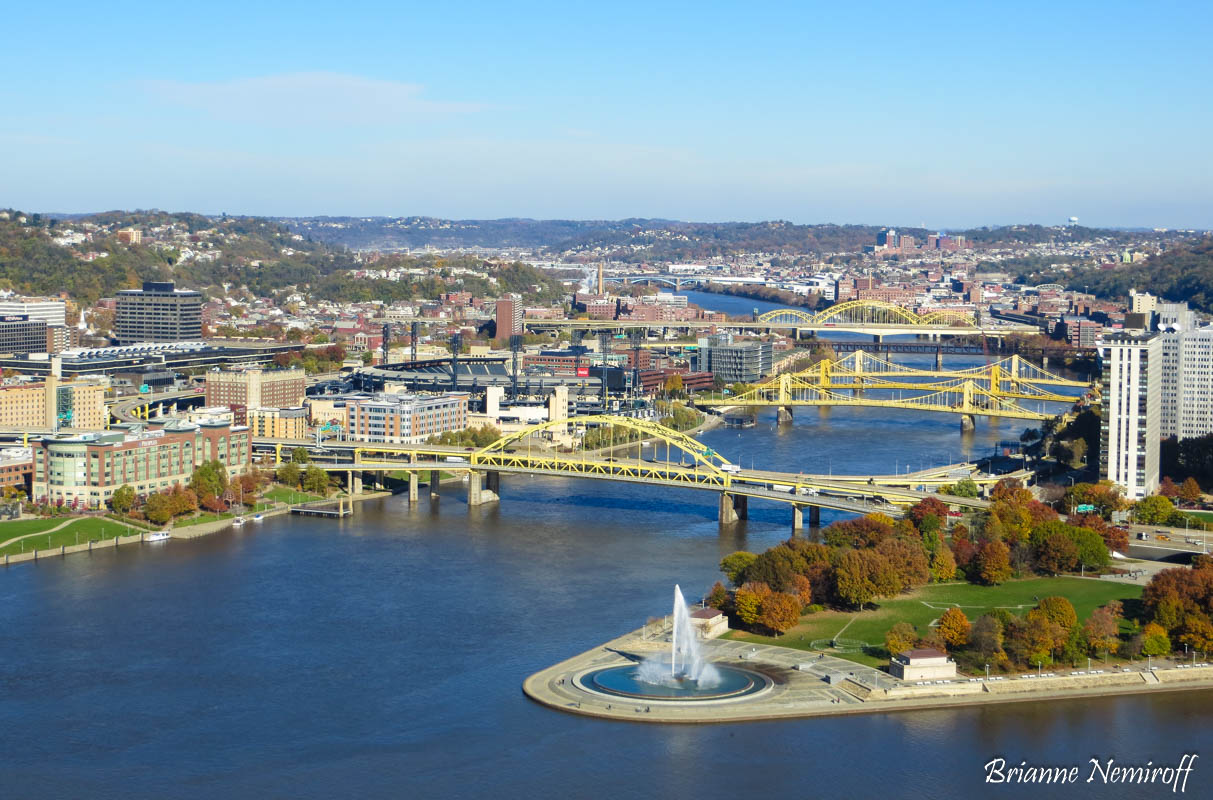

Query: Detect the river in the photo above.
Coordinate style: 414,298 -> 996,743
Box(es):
0,295 -> 1200,800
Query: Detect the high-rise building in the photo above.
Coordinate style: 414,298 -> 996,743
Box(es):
114,281 -> 203,344
0,315 -> 52,355
495,298 -> 523,338
876,228 -> 898,248
1128,289 -> 1158,316
0,378 -> 107,430
1100,332 -> 1161,499
204,368 -> 306,410
1160,326 -> 1213,440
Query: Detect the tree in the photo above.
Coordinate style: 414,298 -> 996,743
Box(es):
1180,477 -> 1203,506
277,462 -> 301,488
189,460 -> 229,500
291,447 -> 311,464
930,546 -> 957,583
975,539 -> 1012,585
707,581 -> 729,610
949,477 -> 979,498
970,615 -> 1005,659
1178,614 -> 1213,654
143,492 -> 174,526
1007,612 -> 1060,666
733,582 -> 769,626
1140,622 -> 1172,657
719,551 -> 758,587
759,592 -> 801,635
1035,531 -> 1079,574
834,549 -> 898,608
788,573 -> 813,608
1135,495 -> 1175,525
884,622 -> 917,655
663,373 -> 684,398
1159,476 -> 1180,498
938,608 -> 971,648
1035,597 -> 1078,635
303,465 -> 330,495
1083,606 -> 1120,656
874,537 -> 930,592
110,484 -> 135,514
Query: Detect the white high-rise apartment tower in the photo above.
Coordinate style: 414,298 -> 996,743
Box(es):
1100,332 -> 1161,499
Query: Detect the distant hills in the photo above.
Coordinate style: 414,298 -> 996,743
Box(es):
278,216 -> 1183,262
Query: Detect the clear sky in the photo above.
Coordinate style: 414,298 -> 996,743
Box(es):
2,1 -> 1210,228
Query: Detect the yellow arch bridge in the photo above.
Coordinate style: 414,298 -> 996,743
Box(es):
756,300 -> 979,327
262,415 -> 994,531
696,351 -> 1093,424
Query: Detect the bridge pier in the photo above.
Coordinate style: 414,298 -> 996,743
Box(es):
408,471 -> 419,504
718,492 -> 748,525
429,469 -> 441,499
467,470 -> 499,506
777,406 -> 794,425
960,414 -> 976,432
486,470 -> 500,496
347,470 -> 363,495
935,347 -> 944,371
809,505 -> 821,526
872,334 -> 883,344
792,505 -> 803,532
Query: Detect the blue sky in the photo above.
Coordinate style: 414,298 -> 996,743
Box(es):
2,1 -> 1210,228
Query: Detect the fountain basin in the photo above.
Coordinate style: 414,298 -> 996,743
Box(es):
578,664 -> 770,701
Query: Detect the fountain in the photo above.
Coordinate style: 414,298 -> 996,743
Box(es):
579,585 -> 769,701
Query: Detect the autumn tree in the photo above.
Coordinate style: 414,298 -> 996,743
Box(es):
143,492 -> 174,526
1159,476 -> 1180,498
707,581 -> 729,610
938,607 -> 971,648
930,545 -> 957,583
1140,622 -> 1172,656
1179,477 -> 1203,506
1035,531 -> 1079,574
884,622 -> 917,655
970,615 -> 1005,659
1178,614 -> 1213,655
834,549 -> 898,608
304,465 -> 331,495
110,484 -> 135,514
1135,495 -> 1175,525
788,573 -> 813,608
1083,606 -> 1121,656
719,551 -> 758,586
975,539 -> 1012,585
759,592 -> 802,635
189,460 -> 229,500
733,582 -> 771,627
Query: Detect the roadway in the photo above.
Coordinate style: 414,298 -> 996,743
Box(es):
522,318 -> 1037,339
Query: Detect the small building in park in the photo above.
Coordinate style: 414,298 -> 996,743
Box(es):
889,648 -> 957,681
690,607 -> 729,639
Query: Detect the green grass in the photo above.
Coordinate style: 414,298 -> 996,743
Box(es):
1184,510 -> 1213,521
264,487 -> 321,504
0,518 -> 63,541
725,577 -> 1145,669
173,511 -> 233,528
0,518 -> 138,556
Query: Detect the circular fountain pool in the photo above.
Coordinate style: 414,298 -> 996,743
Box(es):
579,664 -> 770,701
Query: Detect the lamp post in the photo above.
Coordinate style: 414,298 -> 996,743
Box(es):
985,663 -> 990,681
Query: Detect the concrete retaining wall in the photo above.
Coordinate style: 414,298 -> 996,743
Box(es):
3,532 -> 145,566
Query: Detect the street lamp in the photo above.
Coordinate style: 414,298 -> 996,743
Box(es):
985,663 -> 990,681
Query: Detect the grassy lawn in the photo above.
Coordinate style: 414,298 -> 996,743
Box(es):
0,518 -> 137,556
0,518 -> 63,542
264,487 -> 321,504
725,577 -> 1145,669
1184,510 -> 1213,522
173,511 -> 233,528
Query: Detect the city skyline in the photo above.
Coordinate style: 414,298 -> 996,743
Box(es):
3,1 -> 1212,228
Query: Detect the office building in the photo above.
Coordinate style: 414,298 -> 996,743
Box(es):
0,297 -> 66,326
114,281 -> 203,344
205,368 -> 306,410
0,316 -> 52,355
1100,333 -> 1161,499
1160,326 -> 1213,440
496,298 -> 523,338
695,335 -> 773,383
345,392 -> 469,444
31,419 -> 251,508
1128,289 -> 1157,316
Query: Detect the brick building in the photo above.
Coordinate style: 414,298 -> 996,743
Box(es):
204,368 -> 306,410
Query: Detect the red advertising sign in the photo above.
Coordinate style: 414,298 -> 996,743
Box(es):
576,366 -> 589,377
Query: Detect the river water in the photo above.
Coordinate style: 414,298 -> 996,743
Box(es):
0,295 -> 1202,799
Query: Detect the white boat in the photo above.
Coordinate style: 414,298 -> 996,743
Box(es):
252,514 -> 264,522
144,531 -> 170,543
232,516 -> 246,527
